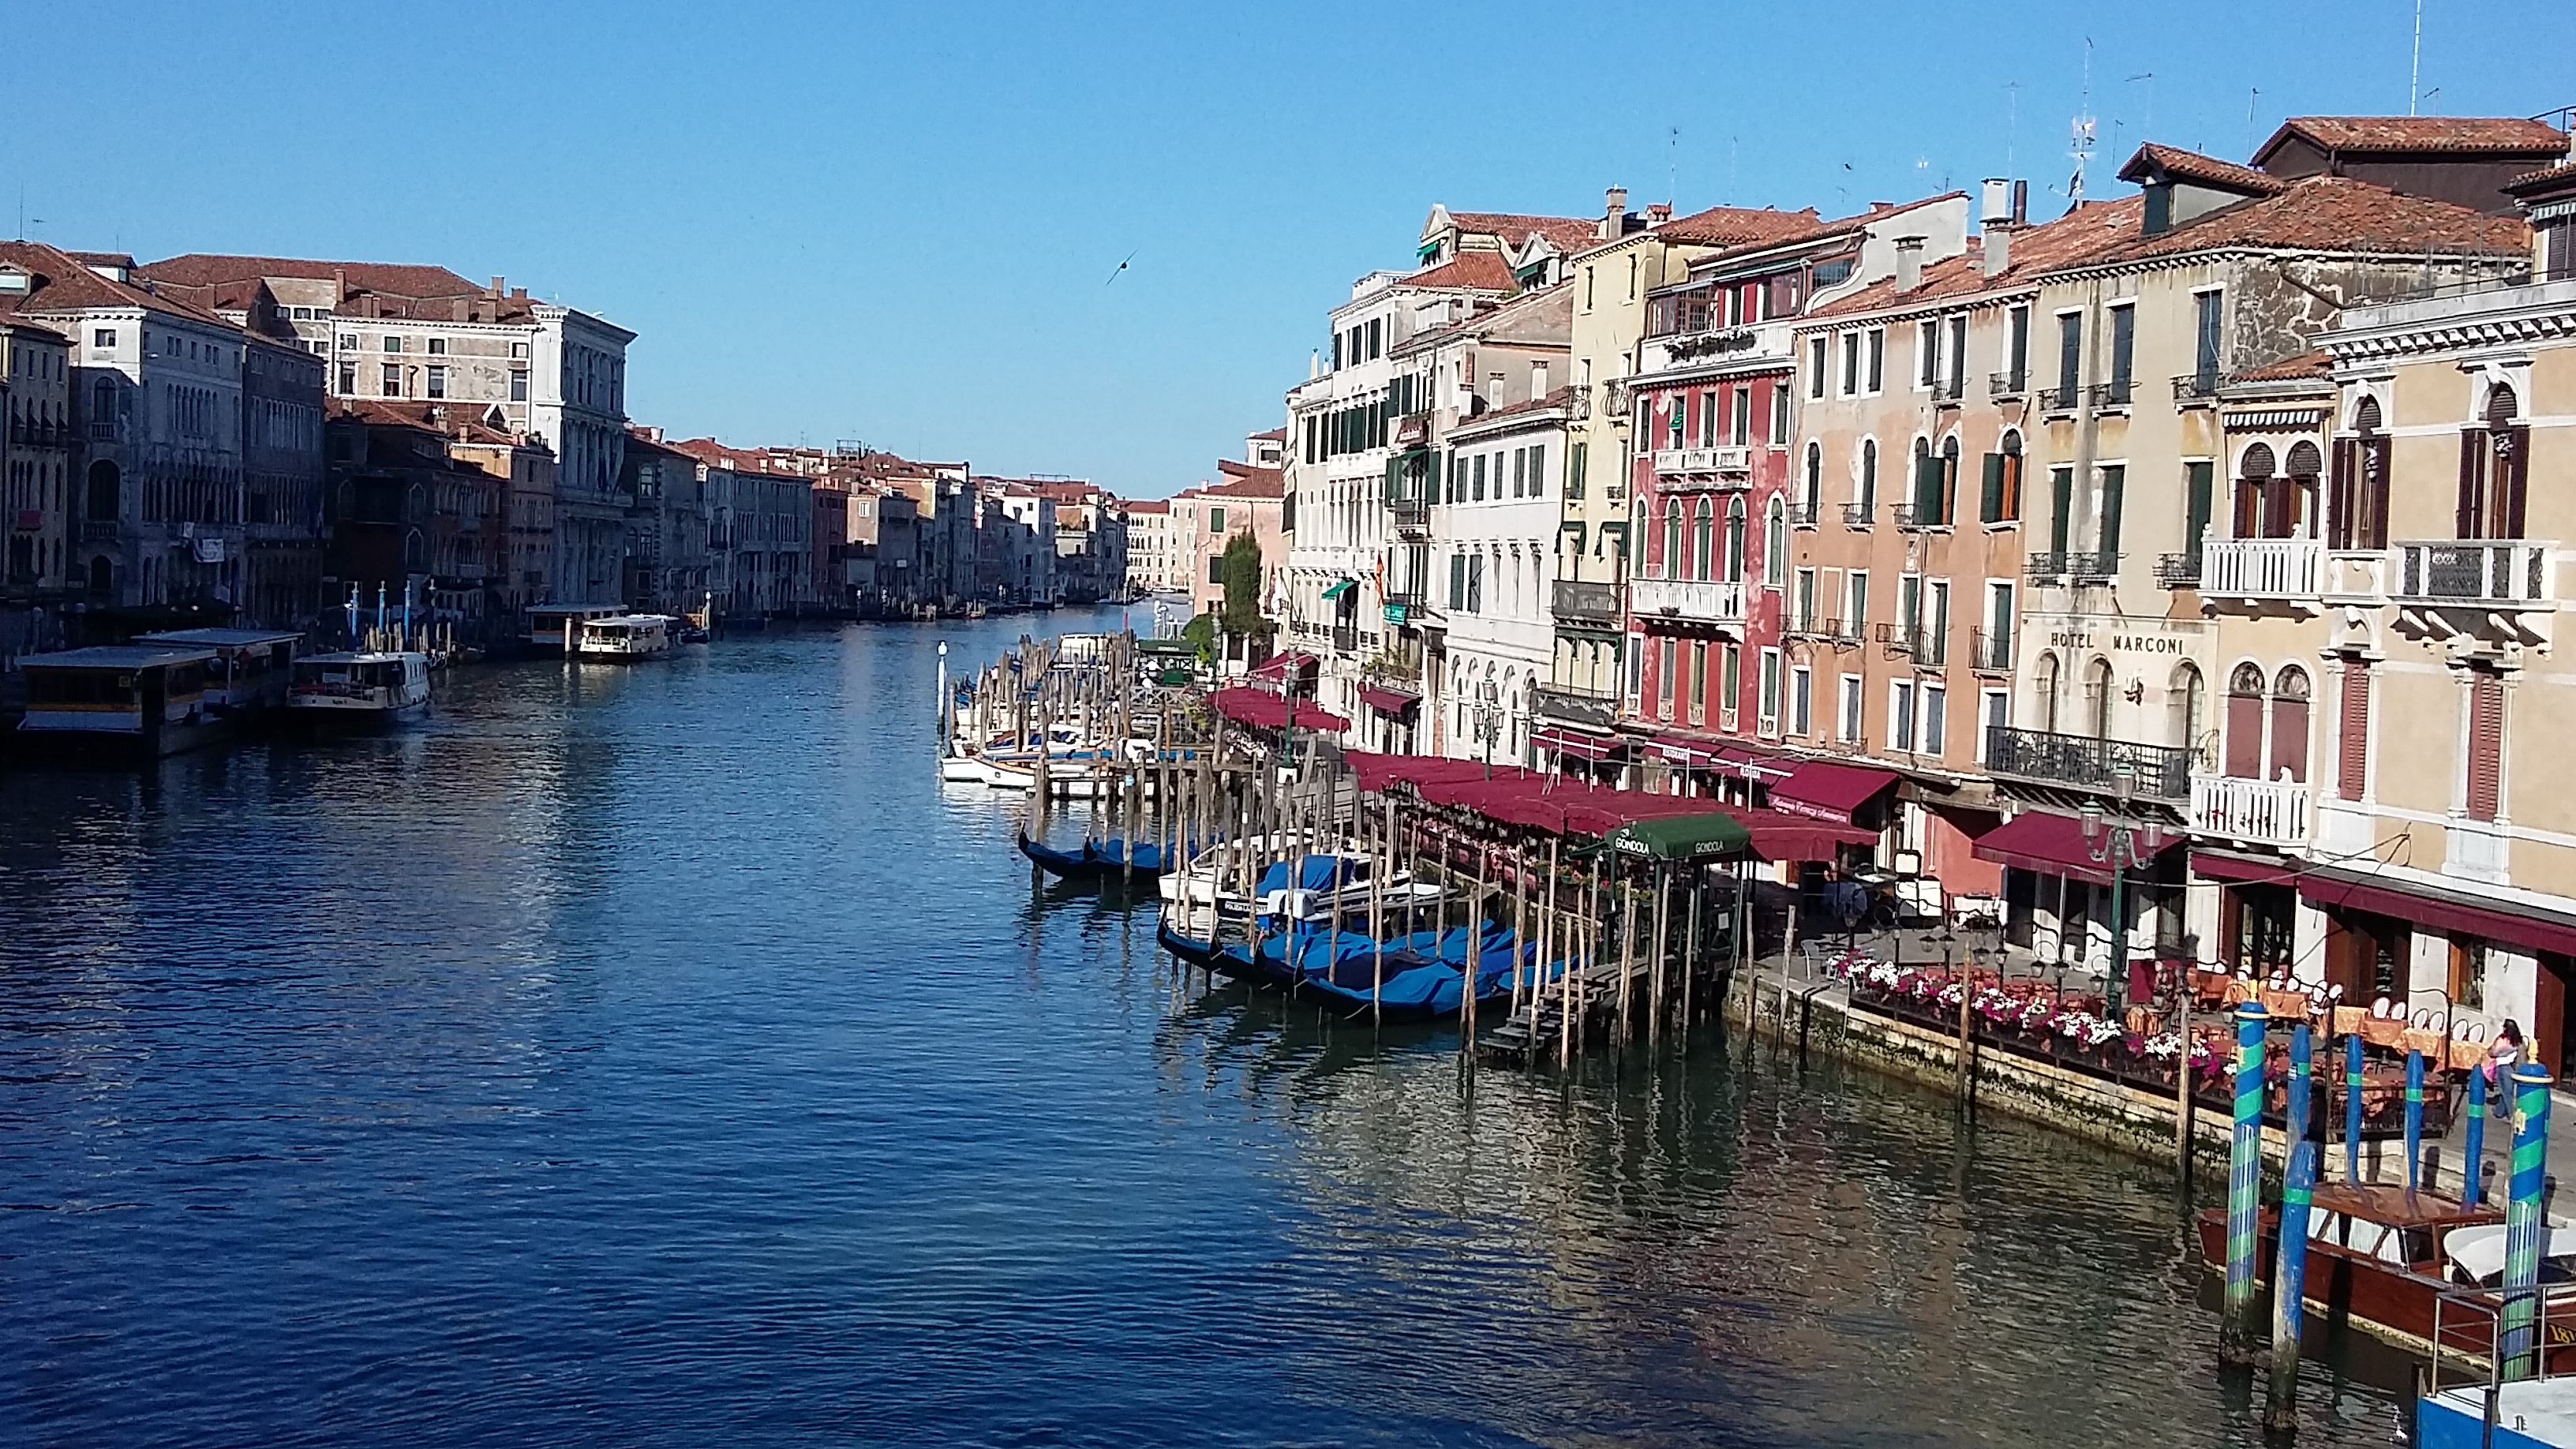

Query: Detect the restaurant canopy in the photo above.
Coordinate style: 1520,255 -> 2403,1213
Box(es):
1247,651 -> 1318,680
1608,812 -> 1752,861
1972,809 -> 2178,888
1210,687 -> 1348,733
1765,760 -> 1900,824
1342,751 -> 1863,861
1356,685 -> 1419,716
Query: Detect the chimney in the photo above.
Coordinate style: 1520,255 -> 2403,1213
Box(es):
511,287 -> 526,301
489,275 -> 504,298
1645,202 -> 1672,223
451,298 -> 470,322
1982,226 -> 2012,277
331,267 -> 346,305
1894,235 -> 1924,294
1600,185 -> 1629,240
2012,180 -> 2028,225
1980,178 -> 2012,225
1980,178 -> 2016,277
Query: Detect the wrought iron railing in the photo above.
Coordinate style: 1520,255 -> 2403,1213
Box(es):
1550,578 -> 1623,627
1984,725 -> 2195,799
2155,552 -> 2203,588
1969,627 -> 2012,674
1533,684 -> 1618,729
1990,369 -> 2028,399
1841,501 -> 1875,528
2394,539 -> 2555,605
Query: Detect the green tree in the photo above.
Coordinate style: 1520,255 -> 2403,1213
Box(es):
1219,533 -> 1266,635
1180,611 -> 1216,664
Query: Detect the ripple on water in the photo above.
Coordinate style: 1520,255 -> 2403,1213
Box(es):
0,618 -> 2406,1447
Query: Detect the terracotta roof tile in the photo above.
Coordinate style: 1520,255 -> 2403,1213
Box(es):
2233,349 -> 2334,382
2119,143 -> 2289,195
1124,498 -> 1170,514
1402,251 -> 1516,291
1204,464 -> 1283,499
1443,212 -> 1601,255
0,241 -> 238,328
2099,175 -> 2526,263
2263,116 -> 2567,158
329,397 -> 521,445
1804,197 -> 2147,317
2507,158 -> 2576,194
1455,386 -> 1573,428
1652,204 -> 1826,247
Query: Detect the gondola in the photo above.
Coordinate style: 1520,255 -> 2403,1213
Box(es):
1016,832 -> 1175,882
1155,912 -> 1226,968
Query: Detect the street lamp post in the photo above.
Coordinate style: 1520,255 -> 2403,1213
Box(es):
2079,763 -> 2167,1022
1474,680 -> 1502,780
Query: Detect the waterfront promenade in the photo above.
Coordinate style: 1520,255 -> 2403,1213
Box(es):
0,616 -> 2421,1446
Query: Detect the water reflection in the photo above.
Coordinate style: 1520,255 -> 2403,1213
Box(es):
0,617 -> 2409,1447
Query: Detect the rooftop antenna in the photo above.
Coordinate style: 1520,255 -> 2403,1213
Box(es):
2126,72 -> 2155,141
1728,135 -> 1740,204
2247,87 -> 2262,157
1668,125 -> 1679,208
2068,38 -> 2098,204
2006,81 -> 2021,177
2409,0 -> 2423,115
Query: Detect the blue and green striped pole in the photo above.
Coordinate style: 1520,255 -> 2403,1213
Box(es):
2224,1002 -> 2270,1358
2267,1023 -> 2317,1429
2346,1032 -> 2364,1183
2499,1063 -> 2554,1381
2463,1064 -> 2488,1209
2404,1050 -> 2425,1191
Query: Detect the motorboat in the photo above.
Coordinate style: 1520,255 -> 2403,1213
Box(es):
527,603 -> 626,653
286,650 -> 432,732
577,614 -> 679,661
13,645 -> 230,758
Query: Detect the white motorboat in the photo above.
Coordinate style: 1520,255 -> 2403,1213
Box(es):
577,614 -> 679,661
287,651 -> 431,732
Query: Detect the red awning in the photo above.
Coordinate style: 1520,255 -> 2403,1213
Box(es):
1709,743 -> 1796,781
1729,806 -> 1879,862
1973,810 -> 2177,888
1765,760 -> 1900,824
2193,851 -> 2576,960
1357,686 -> 1420,716
1210,687 -> 1346,733
1531,726 -> 1626,761
1643,734 -> 1724,768
1249,650 -> 1318,680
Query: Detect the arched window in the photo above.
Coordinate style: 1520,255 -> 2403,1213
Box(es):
85,459 -> 120,522
2033,651 -> 2061,734
2488,381 -> 2521,425
1690,497 -> 1714,580
2237,442 -> 2280,540
1803,440 -> 1822,515
2464,381 -> 2528,539
2225,663 -> 2267,778
2172,663 -> 2207,762
1911,436 -> 1933,522
2354,395 -> 2383,433
1662,497 -> 1683,578
1995,429 -> 2025,522
2271,665 -> 2311,784
403,528 -> 427,571
1859,439 -> 1878,513
1940,435 -> 1961,524
2084,657 -> 2114,739
2285,440 -> 2323,538
1764,496 -> 1787,585
1724,496 -> 1747,582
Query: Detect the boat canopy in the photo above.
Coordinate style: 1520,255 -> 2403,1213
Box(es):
2439,1222 -> 2576,1286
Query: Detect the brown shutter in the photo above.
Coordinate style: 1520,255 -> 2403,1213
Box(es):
2362,437 -> 2391,549
2466,672 -> 2504,822
2507,426 -> 2531,539
2226,692 -> 2264,778
2338,662 -> 2370,802
2458,430 -> 2482,539
2269,695 -> 2309,784
2327,440 -> 2355,550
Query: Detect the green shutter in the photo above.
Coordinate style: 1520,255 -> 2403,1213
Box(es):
1914,450 -> 1941,520
1569,441 -> 1587,498
1979,453 -> 2005,522
2185,461 -> 2215,557
2050,468 -> 2073,554
2099,466 -> 2125,557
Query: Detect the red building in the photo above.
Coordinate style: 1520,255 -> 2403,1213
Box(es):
1620,197 -> 1969,811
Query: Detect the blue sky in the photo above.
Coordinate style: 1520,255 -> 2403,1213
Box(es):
11,2 -> 2572,496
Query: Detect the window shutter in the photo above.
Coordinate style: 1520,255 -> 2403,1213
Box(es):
2225,691 -> 2263,778
2269,694 -> 2308,784
2099,467 -> 2125,557
2457,430 -> 2481,539
2185,462 -> 2214,556
2507,426 -> 2531,539
1980,453 -> 2005,522
2467,673 -> 2504,821
2050,469 -> 2072,555
2338,662 -> 2370,803
2363,438 -> 2391,549
2327,440 -> 2354,549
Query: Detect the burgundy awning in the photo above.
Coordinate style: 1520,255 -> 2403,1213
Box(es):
2194,850 -> 2576,960
1357,686 -> 1420,716
1766,760 -> 1900,824
1643,734 -> 1724,768
1249,650 -> 1317,680
1531,726 -> 1626,761
1730,806 -> 1879,862
1211,687 -> 1346,733
1974,810 -> 2177,888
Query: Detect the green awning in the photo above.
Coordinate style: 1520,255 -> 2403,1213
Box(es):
1320,578 -> 1356,601
1608,812 -> 1752,861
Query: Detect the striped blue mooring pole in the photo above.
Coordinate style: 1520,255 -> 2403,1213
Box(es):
2224,1002 -> 2269,1359
2265,1023 -> 2317,1429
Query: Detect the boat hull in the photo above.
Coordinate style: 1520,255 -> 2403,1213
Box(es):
2191,1208 -> 2576,1366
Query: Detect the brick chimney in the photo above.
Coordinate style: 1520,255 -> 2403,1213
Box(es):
1599,185 -> 1629,240
489,275 -> 504,298
1894,235 -> 1924,294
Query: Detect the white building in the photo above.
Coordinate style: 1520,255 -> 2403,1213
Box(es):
1436,386 -> 1571,764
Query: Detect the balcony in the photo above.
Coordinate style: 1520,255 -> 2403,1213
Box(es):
2040,382 -> 2080,414
2394,539 -> 2554,607
1784,500 -> 1822,528
1628,575 -> 1746,627
2024,551 -> 2067,580
2155,552 -> 2203,589
2088,380 -> 2136,410
80,519 -> 118,542
1533,683 -> 1619,730
1842,501 -> 1875,529
1990,370 -> 2029,399
1969,627 -> 2012,675
1551,578 -> 1625,629
1985,726 -> 2195,800
1878,622 -> 1947,667
2171,371 -> 2223,406
2188,773 -> 2312,849
1651,446 -> 1752,487
2201,536 -> 2323,606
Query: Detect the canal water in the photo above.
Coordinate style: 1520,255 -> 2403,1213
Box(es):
2,614 -> 2409,1447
